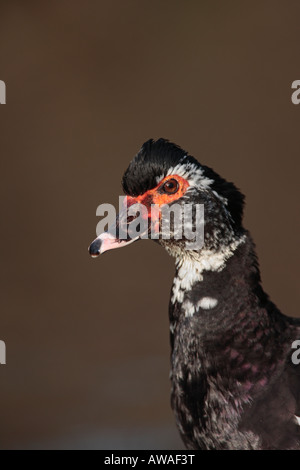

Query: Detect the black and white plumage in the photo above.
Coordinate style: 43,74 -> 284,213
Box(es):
89,138 -> 300,450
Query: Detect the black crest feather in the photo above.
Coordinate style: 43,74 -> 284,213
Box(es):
122,138 -> 245,227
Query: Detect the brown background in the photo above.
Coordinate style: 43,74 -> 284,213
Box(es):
0,1 -> 299,449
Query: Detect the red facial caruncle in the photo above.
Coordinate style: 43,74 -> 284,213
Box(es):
89,174 -> 189,256
124,174 -> 189,230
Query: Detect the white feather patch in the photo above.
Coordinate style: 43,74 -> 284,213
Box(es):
182,300 -> 195,318
198,297 -> 218,310
295,416 -> 300,426
166,161 -> 215,191
171,235 -> 246,304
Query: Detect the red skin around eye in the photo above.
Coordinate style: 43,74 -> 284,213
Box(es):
125,175 -> 189,231
126,175 -> 189,208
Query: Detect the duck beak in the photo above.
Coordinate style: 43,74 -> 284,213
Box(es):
88,198 -> 148,257
88,227 -> 139,257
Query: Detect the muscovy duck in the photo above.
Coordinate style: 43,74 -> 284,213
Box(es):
89,138 -> 300,450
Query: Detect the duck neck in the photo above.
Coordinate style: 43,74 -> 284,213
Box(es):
169,232 -> 270,339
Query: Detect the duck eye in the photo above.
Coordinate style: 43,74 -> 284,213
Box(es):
161,178 -> 179,195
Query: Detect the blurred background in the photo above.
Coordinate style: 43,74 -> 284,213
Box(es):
0,0 -> 299,450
